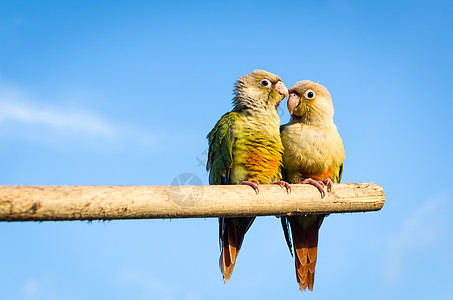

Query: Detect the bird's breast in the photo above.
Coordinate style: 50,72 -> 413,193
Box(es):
230,114 -> 283,184
282,123 -> 344,182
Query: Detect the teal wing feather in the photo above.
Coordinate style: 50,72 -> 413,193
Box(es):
281,216 -> 293,256
206,112 -> 239,185
279,123 -> 293,255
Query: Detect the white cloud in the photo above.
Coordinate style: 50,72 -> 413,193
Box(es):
0,100 -> 117,138
0,78 -> 152,146
382,194 -> 450,285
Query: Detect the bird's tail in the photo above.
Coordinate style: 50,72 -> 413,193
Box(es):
288,214 -> 325,292
219,216 -> 255,282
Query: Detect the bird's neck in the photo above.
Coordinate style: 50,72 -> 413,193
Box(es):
241,106 -> 279,121
233,99 -> 279,119
290,113 -> 334,129
232,94 -> 267,112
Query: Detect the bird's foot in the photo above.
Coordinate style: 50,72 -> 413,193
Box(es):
298,178 -> 326,198
241,179 -> 260,195
271,180 -> 292,194
323,178 -> 333,192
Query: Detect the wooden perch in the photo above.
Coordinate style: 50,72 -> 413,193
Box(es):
0,183 -> 384,222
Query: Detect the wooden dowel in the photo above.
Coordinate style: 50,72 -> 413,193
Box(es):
0,183 -> 385,222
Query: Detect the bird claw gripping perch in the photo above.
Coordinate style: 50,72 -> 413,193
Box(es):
240,179 -> 260,194
323,178 -> 333,192
298,178 -> 328,198
271,180 -> 292,194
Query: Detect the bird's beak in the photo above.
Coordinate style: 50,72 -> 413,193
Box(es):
274,81 -> 289,101
287,93 -> 300,116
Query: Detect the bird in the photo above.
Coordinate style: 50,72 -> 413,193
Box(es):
207,69 -> 290,282
280,80 -> 345,292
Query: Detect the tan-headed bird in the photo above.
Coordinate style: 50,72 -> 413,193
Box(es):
207,70 -> 290,283
280,80 -> 345,292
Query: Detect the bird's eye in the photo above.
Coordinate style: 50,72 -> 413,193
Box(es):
304,89 -> 316,99
259,79 -> 271,87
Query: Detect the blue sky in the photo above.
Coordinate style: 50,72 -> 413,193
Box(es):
1,0 -> 452,299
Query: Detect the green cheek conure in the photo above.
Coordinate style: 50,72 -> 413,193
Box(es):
207,70 -> 290,282
280,80 -> 345,292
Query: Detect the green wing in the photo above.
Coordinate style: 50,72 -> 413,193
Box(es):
206,112 -> 239,185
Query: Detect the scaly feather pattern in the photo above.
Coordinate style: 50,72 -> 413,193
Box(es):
207,70 -> 288,282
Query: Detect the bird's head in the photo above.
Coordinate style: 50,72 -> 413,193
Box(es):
287,80 -> 334,126
233,70 -> 288,112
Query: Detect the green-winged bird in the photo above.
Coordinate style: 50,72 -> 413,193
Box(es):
207,70 -> 290,282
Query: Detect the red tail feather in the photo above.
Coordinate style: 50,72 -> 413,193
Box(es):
289,215 -> 324,292
219,217 -> 254,282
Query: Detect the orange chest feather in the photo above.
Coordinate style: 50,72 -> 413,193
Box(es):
299,168 -> 335,182
245,150 -> 280,171
239,147 -> 282,182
